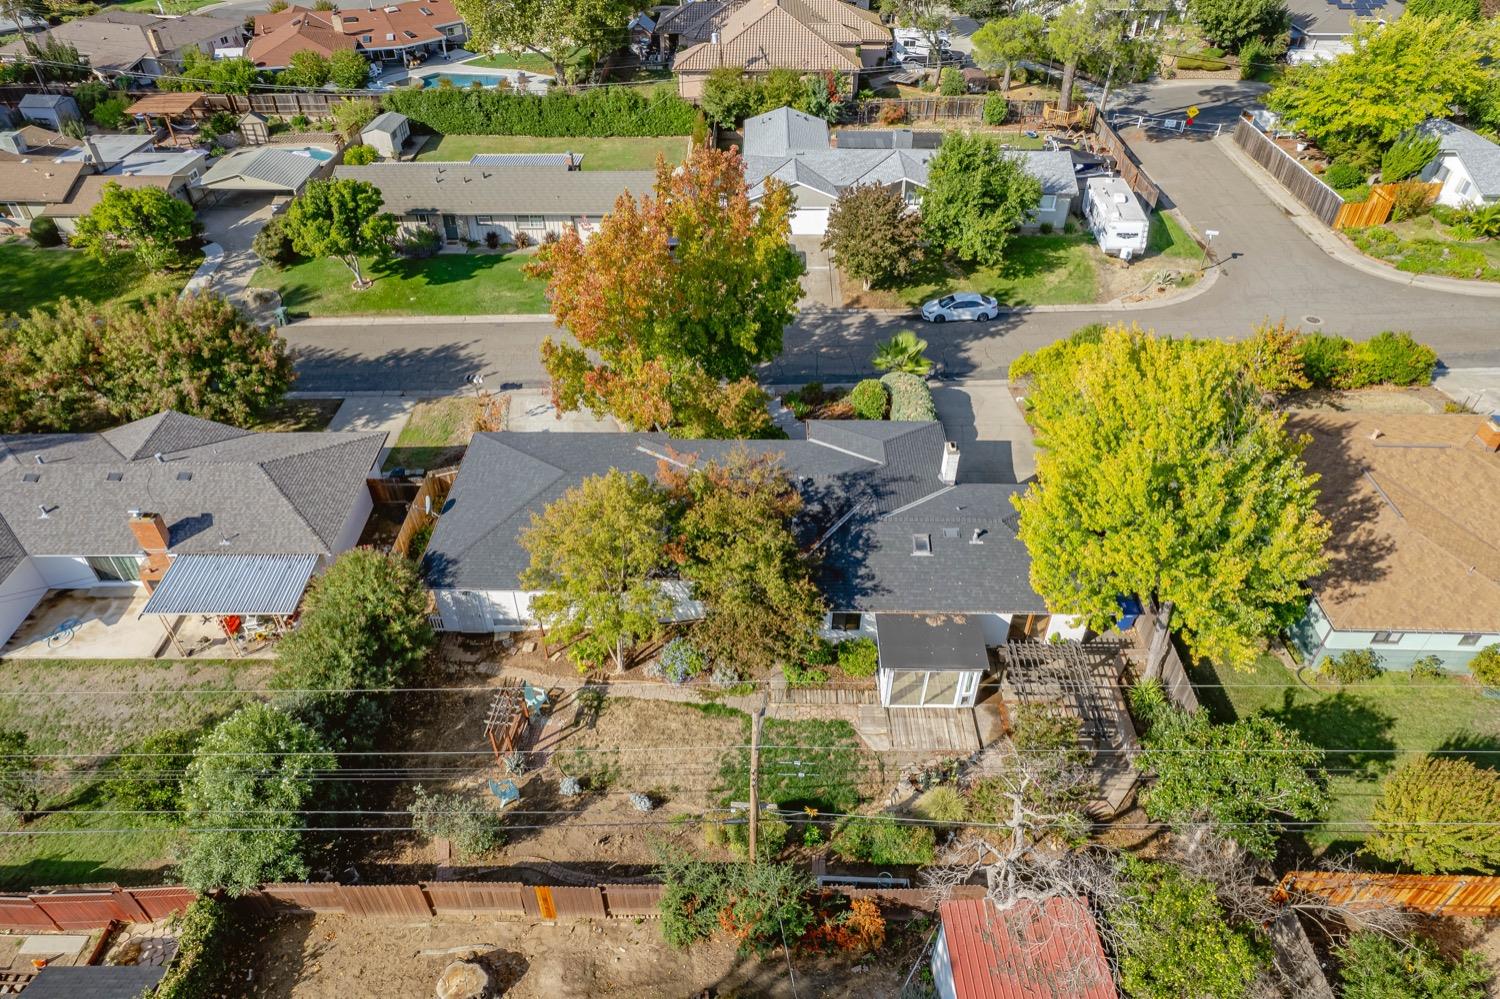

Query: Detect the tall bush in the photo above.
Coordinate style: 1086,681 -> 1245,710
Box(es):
382,85 -> 697,136
830,814 -> 935,865
880,371 -> 937,421
848,379 -> 888,419
982,92 -> 1008,125
1381,132 -> 1441,182
154,898 -> 232,999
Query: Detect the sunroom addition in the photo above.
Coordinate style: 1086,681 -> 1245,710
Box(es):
875,613 -> 988,709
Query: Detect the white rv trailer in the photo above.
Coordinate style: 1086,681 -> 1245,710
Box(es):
1083,175 -> 1150,260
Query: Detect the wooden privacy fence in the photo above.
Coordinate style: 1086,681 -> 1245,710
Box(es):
1280,872 -> 1500,917
1233,117 -> 1344,226
1332,182 -> 1441,230
1092,115 -> 1160,211
390,467 -> 459,558
1130,610 -> 1199,713
0,885 -> 196,932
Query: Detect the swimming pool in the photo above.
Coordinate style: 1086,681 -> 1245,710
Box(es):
422,72 -> 512,88
283,146 -> 334,162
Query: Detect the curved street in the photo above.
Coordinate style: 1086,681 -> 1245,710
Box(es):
284,81 -> 1500,393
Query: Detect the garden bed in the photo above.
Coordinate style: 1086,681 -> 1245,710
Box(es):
1348,215 -> 1500,282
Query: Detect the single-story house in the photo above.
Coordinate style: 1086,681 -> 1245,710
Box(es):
359,110 -> 412,159
1286,412 -> 1500,672
0,410 -> 384,652
248,0 -> 467,70
421,420 -> 1083,709
0,124 -> 80,160
0,10 -> 245,78
932,897 -> 1117,999
1285,0 -> 1401,63
1415,119 -> 1500,209
0,159 -> 90,230
0,137 -> 203,232
54,132 -> 158,169
333,161 -> 654,244
196,145 -> 333,197
661,0 -> 891,99
741,106 -> 1077,235
16,94 -> 78,131
43,174 -> 191,234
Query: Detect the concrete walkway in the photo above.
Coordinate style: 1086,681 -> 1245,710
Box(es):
328,397 -> 415,465
1433,368 -> 1500,414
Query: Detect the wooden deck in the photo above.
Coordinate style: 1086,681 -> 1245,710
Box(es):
855,705 -> 982,753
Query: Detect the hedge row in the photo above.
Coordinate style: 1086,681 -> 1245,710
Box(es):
1295,330 -> 1437,390
880,371 -> 937,421
382,85 -> 698,136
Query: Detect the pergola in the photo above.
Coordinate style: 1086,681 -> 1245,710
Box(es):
1000,640 -> 1132,746
125,93 -> 210,145
141,553 -> 318,656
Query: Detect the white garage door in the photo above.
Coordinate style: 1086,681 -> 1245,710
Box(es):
789,208 -> 829,235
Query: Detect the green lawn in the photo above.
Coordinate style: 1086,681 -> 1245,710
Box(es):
382,396 -> 479,471
0,241 -> 190,316
1197,653 -> 1500,853
460,52 -> 555,74
253,251 -> 549,317
887,233 -> 1102,308
414,134 -> 688,171
1147,210 -> 1208,264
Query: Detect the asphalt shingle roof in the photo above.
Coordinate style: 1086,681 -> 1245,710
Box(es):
21,966 -> 166,999
1415,118 -> 1500,200
423,422 -> 1045,614
333,163 -> 655,215
0,411 -> 382,559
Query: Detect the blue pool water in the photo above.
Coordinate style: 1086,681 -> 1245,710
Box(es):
422,72 -> 512,88
284,146 -> 334,162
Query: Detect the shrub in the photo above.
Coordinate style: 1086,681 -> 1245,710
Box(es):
658,858 -> 815,954
982,92 -> 1007,125
1321,648 -> 1382,684
27,215 -> 60,247
1451,202 -> 1500,240
514,229 -> 534,248
1237,37 -> 1274,80
1294,331 -> 1351,387
383,85 -> 698,137
848,379 -> 888,420
1470,644 -> 1500,687
1322,160 -> 1364,189
289,113 -> 310,131
836,638 -> 878,678
880,371 -> 937,421
153,898 -> 232,999
783,659 -> 830,688
396,225 -> 441,258
878,103 -> 907,126
1335,932 -> 1491,999
251,215 -> 299,269
717,811 -> 790,860
913,785 -> 966,824
407,785 -> 504,858
1342,331 -> 1437,388
106,727 -> 199,813
559,775 -> 582,797
659,637 -> 707,684
831,814 -> 935,865
341,143 -> 379,165
1409,655 -> 1445,680
1369,756 -> 1500,873
938,67 -> 964,96
91,95 -> 129,129
1381,132 -> 1442,182
1389,181 -> 1434,222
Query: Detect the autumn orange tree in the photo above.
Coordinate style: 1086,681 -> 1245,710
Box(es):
528,145 -> 804,437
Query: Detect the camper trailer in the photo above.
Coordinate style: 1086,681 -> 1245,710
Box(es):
1084,175 -> 1149,261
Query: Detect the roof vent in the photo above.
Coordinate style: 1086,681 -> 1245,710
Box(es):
106,471 -> 124,482
970,528 -> 986,545
37,504 -> 51,519
154,452 -> 166,463
21,473 -> 40,483
127,507 -> 142,518
912,533 -> 932,556
176,471 -> 193,481
1370,428 -> 1384,441
33,455 -> 43,465
942,527 -> 958,539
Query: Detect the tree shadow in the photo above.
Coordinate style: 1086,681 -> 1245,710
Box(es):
1265,688 -> 1398,779
1434,730 -> 1500,775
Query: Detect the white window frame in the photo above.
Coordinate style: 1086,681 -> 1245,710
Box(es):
518,215 -> 545,229
830,612 -> 862,632
1371,631 -> 1404,644
474,215 -> 500,225
1038,194 -> 1058,212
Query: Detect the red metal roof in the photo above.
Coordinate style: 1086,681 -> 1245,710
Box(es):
938,897 -> 1117,999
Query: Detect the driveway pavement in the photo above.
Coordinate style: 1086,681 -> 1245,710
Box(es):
793,235 -> 841,308
931,381 -> 1035,483
197,193 -> 276,298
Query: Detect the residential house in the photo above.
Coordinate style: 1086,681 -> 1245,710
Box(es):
248,0 -> 467,70
0,125 -> 80,160
360,110 -> 412,159
1414,119 -> 1500,208
421,421 -> 1084,710
0,136 -> 204,233
334,161 -> 654,245
0,159 -> 88,230
740,106 -> 1077,235
659,0 -> 892,99
931,897 -> 1117,999
196,145 -> 334,198
1286,412 -> 1500,672
0,11 -> 245,78
16,94 -> 78,131
1285,0 -> 1401,63
0,411 -> 384,652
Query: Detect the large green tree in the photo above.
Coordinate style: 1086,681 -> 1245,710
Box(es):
971,13 -> 1044,92
660,450 -> 825,677
274,549 -> 433,746
0,294 -> 293,432
165,49 -> 260,93
1369,756 -> 1500,873
452,0 -> 636,83
280,49 -> 331,88
920,131 -> 1041,266
520,470 -> 671,673
1132,684 -> 1329,857
530,146 -> 802,436
1264,16 -> 1498,161
179,704 -> 335,896
821,183 -> 927,290
1188,0 -> 1289,55
282,178 -> 397,288
1046,0 -> 1105,113
72,182 -> 197,272
1013,326 -> 1330,671
328,49 -> 370,90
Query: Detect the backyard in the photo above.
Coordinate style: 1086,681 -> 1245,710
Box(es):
253,250 -> 549,317
414,134 -> 689,171
0,240 -> 191,316
1196,652 -> 1500,854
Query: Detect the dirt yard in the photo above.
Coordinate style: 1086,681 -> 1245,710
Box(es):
219,911 -> 935,998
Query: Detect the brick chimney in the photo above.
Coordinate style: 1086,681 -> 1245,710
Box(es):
128,511 -> 171,590
1478,414 -> 1500,453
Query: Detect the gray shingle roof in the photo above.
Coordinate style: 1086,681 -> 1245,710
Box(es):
364,111 -> 408,134
744,106 -> 831,157
1415,118 -> 1500,200
21,966 -> 166,999
875,612 -> 989,671
334,163 -> 655,216
1286,0 -> 1402,35
0,411 -> 382,558
423,421 -> 1045,614
468,152 -> 586,168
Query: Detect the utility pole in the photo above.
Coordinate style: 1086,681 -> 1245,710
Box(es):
748,696 -> 767,863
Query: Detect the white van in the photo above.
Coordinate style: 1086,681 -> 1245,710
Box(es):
1083,175 -> 1150,261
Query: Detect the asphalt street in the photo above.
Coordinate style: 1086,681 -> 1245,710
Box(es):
284,80 -> 1500,394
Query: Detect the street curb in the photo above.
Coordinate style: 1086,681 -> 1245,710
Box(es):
1216,135 -> 1500,299
285,314 -> 557,327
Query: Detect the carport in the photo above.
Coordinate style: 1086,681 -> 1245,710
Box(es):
141,553 -> 318,655
195,146 -> 328,204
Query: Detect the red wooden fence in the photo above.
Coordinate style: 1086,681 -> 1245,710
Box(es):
1281,872 -> 1500,917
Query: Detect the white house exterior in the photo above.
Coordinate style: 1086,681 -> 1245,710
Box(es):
1285,0 -> 1401,64
1286,412 -> 1500,674
1415,119 -> 1500,209
0,412 -> 382,652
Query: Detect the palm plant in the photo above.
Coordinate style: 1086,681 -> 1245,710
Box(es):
872,330 -> 933,377
1453,202 -> 1500,241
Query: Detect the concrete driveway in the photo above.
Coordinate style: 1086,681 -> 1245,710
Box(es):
793,235 -> 841,308
196,192 -> 277,297
931,380 -> 1035,484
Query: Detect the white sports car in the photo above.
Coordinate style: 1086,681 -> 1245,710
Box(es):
921,293 -> 999,323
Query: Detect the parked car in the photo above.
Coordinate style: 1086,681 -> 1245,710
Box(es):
921,293 -> 999,322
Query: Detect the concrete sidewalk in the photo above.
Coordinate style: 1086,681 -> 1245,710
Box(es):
328,397 -> 415,465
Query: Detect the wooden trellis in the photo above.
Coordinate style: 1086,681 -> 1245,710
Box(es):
483,682 -> 530,761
